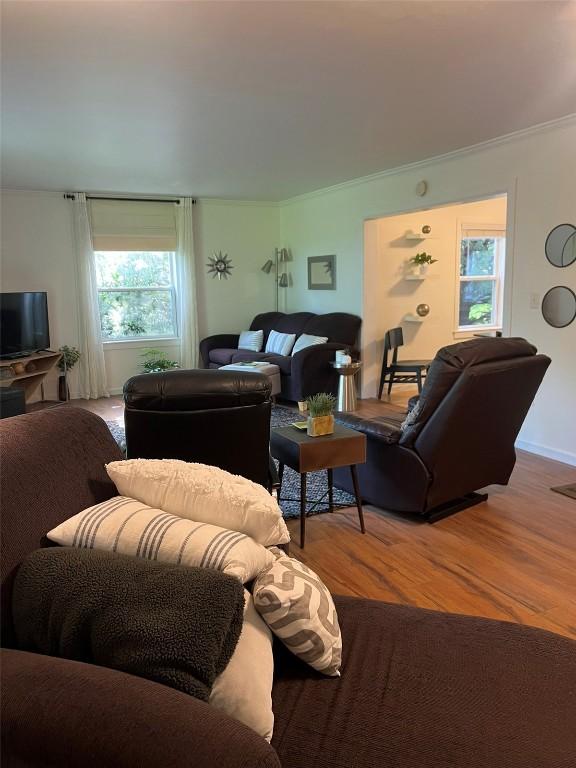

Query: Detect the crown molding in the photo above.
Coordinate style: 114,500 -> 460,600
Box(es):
196,198 -> 280,208
281,113 -> 576,206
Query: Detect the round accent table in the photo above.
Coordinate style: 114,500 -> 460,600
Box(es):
331,361 -> 362,412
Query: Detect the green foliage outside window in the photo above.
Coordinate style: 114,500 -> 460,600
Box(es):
459,238 -> 500,326
95,252 -> 177,340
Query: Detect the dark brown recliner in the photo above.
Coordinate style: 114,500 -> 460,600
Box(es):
123,369 -> 273,488
335,337 -> 551,520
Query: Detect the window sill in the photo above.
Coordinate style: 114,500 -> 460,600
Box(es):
103,338 -> 179,351
453,328 -> 502,340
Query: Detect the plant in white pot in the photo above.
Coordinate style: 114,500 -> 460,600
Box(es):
306,392 -> 337,437
409,251 -> 438,276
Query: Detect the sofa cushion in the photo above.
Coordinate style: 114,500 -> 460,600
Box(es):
303,313 -> 361,346
292,334 -> 328,356
253,549 -> 342,677
47,496 -> 276,583
238,330 -> 264,352
210,589 -> 275,741
106,459 -> 289,546
265,331 -> 296,357
209,348 -> 238,366
271,596 -> 576,768
250,312 -> 314,345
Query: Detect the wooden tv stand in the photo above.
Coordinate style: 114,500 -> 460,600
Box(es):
0,350 -> 62,404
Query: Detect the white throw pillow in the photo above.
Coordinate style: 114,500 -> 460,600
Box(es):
106,459 -> 290,547
265,330 -> 296,357
47,496 -> 274,584
291,334 -> 329,356
253,549 -> 342,676
210,590 -> 274,741
238,329 -> 264,352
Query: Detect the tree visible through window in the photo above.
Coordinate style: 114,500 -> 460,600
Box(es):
95,251 -> 177,340
457,228 -> 505,330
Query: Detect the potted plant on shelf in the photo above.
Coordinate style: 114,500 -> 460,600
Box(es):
409,251 -> 438,276
306,392 -> 337,437
57,345 -> 81,401
140,349 -> 180,373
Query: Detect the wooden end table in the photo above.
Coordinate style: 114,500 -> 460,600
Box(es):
270,423 -> 367,548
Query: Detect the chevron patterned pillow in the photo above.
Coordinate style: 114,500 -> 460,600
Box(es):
252,548 -> 342,676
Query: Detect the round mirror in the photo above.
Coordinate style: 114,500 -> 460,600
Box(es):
541,286 -> 576,328
545,224 -> 576,268
562,231 -> 576,268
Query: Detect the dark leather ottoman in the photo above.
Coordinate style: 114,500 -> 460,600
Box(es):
271,596 -> 576,768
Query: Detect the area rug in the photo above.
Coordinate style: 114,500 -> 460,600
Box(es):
550,483 -> 576,501
105,405 -> 355,520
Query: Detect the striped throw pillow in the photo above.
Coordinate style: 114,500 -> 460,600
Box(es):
252,549 -> 342,676
47,496 -> 274,584
238,329 -> 264,352
265,330 -> 296,356
291,333 -> 329,356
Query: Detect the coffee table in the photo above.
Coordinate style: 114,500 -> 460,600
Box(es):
270,423 -> 367,548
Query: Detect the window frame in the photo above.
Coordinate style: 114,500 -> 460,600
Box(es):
94,250 -> 179,344
454,222 -> 505,334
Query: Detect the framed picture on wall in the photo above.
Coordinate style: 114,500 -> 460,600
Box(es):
308,255 -> 336,290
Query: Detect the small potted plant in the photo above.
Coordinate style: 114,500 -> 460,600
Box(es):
140,349 -> 180,373
306,392 -> 337,437
58,345 -> 81,401
409,252 -> 438,276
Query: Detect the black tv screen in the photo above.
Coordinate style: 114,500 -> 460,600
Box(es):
0,292 -> 50,358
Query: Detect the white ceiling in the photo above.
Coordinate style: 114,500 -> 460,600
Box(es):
2,1 -> 576,200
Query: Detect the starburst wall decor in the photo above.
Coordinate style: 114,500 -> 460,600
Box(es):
206,251 -> 234,280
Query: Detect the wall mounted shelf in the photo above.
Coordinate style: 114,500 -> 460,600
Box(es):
402,314 -> 424,323
404,232 -> 437,241
404,274 -> 426,281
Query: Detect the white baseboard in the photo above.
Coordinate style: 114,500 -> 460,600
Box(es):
515,439 -> 576,467
108,387 -> 124,396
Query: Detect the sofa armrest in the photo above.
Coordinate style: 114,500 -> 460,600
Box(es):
335,413 -> 403,444
290,342 -> 346,401
1,649 -> 280,768
199,334 -> 241,367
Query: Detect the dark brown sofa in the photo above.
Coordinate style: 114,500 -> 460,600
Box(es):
200,311 -> 361,401
335,337 -> 551,520
2,408 -> 575,768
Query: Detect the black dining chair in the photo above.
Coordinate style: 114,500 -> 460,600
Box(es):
378,327 -> 432,398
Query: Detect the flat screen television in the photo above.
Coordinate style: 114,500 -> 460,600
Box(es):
0,292 -> 50,359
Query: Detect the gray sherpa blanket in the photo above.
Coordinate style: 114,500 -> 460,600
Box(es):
12,547 -> 244,702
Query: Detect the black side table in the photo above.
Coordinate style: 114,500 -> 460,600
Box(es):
270,423 -> 367,548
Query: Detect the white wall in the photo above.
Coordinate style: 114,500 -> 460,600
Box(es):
0,191 -> 280,396
280,118 -> 576,464
362,197 -> 507,397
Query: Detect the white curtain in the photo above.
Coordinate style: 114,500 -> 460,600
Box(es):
174,198 -> 199,368
71,193 -> 109,399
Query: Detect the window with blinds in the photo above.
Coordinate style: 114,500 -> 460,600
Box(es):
457,225 -> 505,331
89,200 -> 178,342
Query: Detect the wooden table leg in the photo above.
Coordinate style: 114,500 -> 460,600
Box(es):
300,472 -> 307,548
350,465 -> 366,534
327,468 -> 333,512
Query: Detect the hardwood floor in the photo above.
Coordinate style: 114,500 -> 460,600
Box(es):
57,392 -> 576,640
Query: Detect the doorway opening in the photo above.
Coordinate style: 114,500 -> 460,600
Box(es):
362,193 -> 509,399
